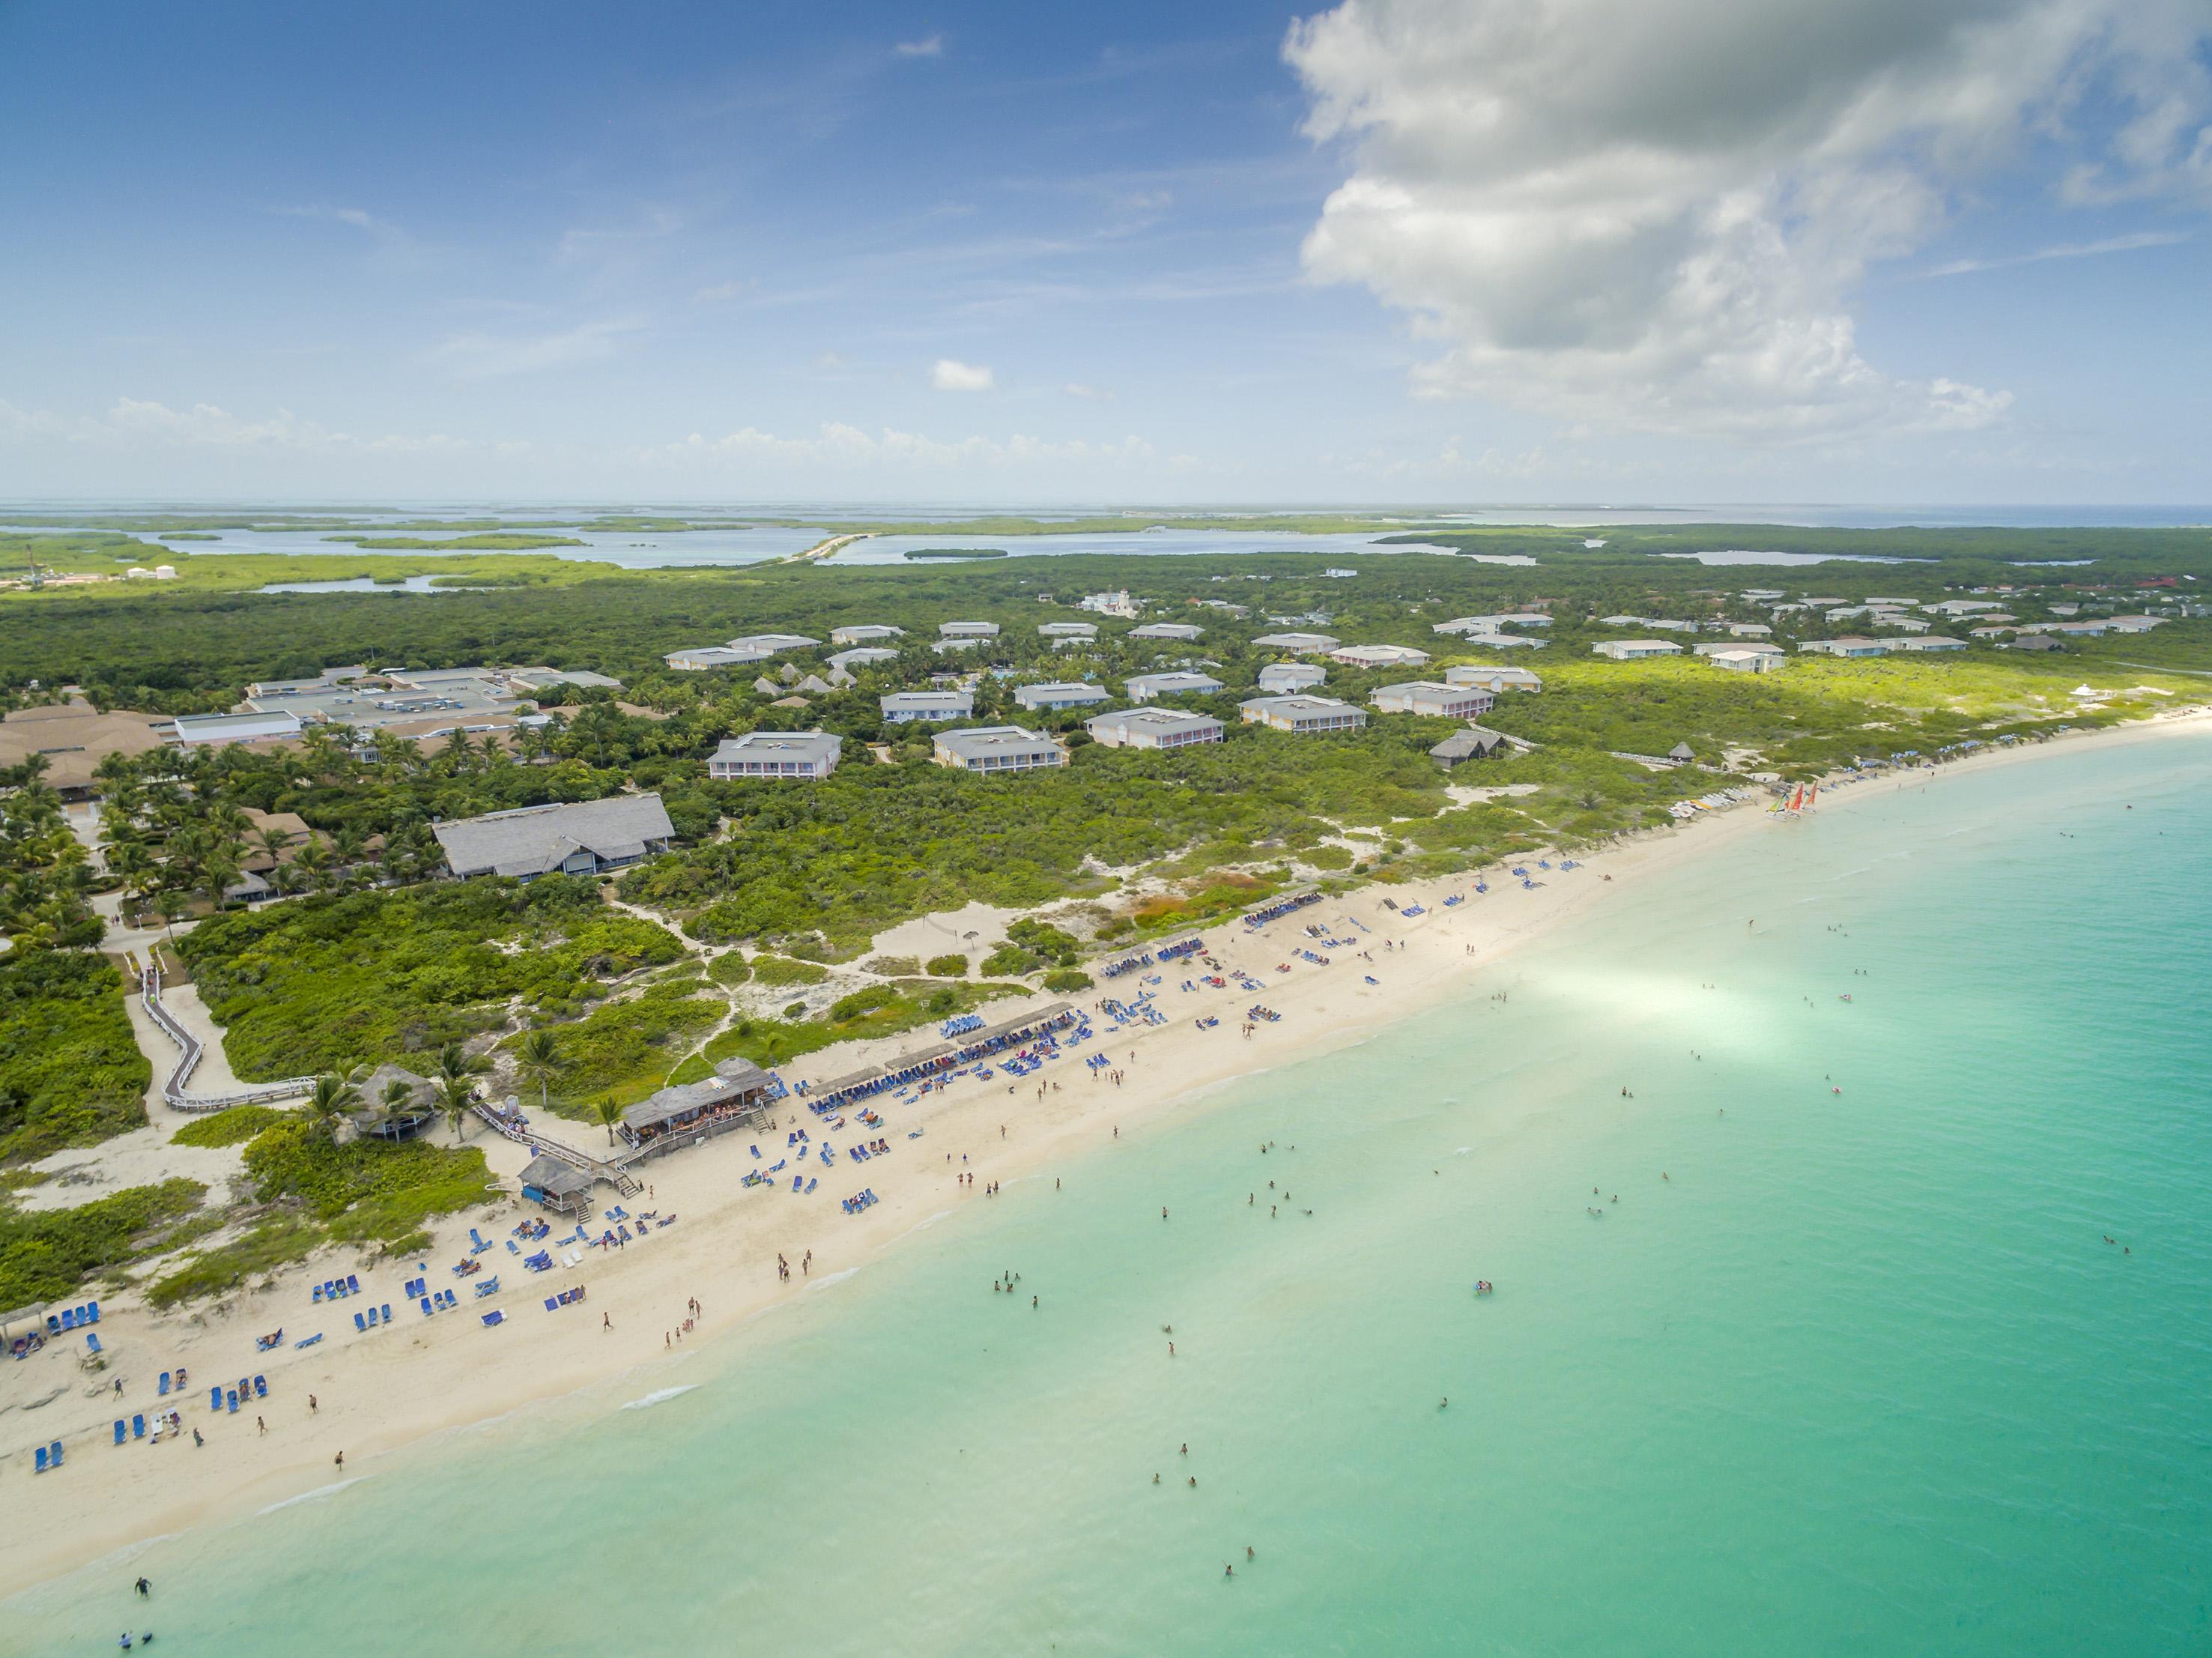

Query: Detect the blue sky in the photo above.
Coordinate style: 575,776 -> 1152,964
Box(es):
2,0 -> 2208,506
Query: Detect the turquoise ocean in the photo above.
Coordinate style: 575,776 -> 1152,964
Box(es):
10,730 -> 2211,1654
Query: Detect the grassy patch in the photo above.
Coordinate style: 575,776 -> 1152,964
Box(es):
242,1118 -> 495,1246
0,949 -> 151,1165
172,1104 -> 292,1148
180,875 -> 685,1079
510,981 -> 724,1113
146,1213 -> 323,1308
751,955 -> 829,987
0,1178 -> 205,1307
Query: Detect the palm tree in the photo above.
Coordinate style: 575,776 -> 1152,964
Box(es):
152,888 -> 190,942
375,1077 -> 418,1137
305,1072 -> 363,1144
434,1073 -> 478,1143
513,1029 -> 565,1110
587,1094 -> 625,1147
434,1042 -> 491,1089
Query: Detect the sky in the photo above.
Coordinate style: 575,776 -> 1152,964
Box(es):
2,0 -> 2208,507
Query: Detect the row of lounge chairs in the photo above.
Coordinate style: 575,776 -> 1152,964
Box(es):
45,1302 -> 100,1335
311,1274 -> 363,1304
841,1187 -> 879,1214
352,1304 -> 397,1331
210,1377 -> 267,1412
543,1286 -> 589,1312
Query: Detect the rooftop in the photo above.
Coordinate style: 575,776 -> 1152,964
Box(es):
432,793 -> 674,879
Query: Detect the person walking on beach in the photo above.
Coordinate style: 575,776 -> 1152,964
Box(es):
135,1578 -> 150,1599
334,1451 -> 345,1470
308,1395 -> 318,1415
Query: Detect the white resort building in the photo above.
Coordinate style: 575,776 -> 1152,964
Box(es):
1369,681 -> 1497,718
1083,707 -> 1225,750
933,725 -> 1067,773
709,730 -> 842,778
1124,671 -> 1225,702
1013,682 -> 1111,712
1238,695 -> 1368,735
881,689 -> 975,724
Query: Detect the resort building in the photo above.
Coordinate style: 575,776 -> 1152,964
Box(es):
518,1154 -> 595,1215
2104,614 -> 2169,633
939,620 -> 1001,638
826,647 -> 900,671
1239,695 -> 1368,735
1432,613 -> 1553,635
1130,622 -> 1205,641
1078,590 -> 1140,618
1083,707 -> 1225,751
1890,635 -> 1967,653
666,646 -> 773,671
1251,632 -> 1340,653
620,1058 -> 777,1157
1590,640 -> 1682,661
1724,622 -> 1774,638
1125,671 -> 1225,702
933,725 -> 1067,773
709,730 -> 842,779
1873,617 -> 1932,634
2005,636 -> 2067,652
729,633 -> 820,653
1257,662 -> 1327,694
172,710 -> 304,748
348,1064 -> 438,1141
1706,647 -> 1784,674
830,625 -> 904,645
1037,621 -> 1099,640
1328,644 -> 1431,669
1923,599 -> 2002,617
1369,681 -> 1496,718
1444,665 -> 1542,694
1013,681 -> 1110,712
241,666 -> 619,742
881,689 -> 974,724
1455,632 -> 1545,651
933,637 -> 990,653
432,793 -> 676,880
0,701 -> 170,796
1430,727 -> 1509,767
1797,638 -> 1890,658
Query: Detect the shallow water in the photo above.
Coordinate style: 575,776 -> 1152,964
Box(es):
9,733 -> 2211,1654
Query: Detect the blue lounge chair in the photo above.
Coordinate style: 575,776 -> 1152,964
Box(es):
420,1298 -> 434,1317
254,1375 -> 267,1397
354,1312 -> 366,1333
312,1284 -> 324,1304
482,1310 -> 504,1327
87,1301 -> 100,1323
544,1297 -> 557,1312
159,1371 -> 170,1397
114,1420 -> 127,1445
225,1389 -> 238,1414
296,1333 -> 323,1349
209,1386 -> 222,1412
49,1439 -> 61,1468
474,1277 -> 499,1298
347,1274 -> 360,1294
506,1240 -> 520,1256
133,1415 -> 145,1439
381,1303 -> 392,1323
58,1308 -> 75,1332
470,1228 -> 487,1250
366,1306 -> 378,1328
34,1445 -> 49,1473
86,1333 -> 102,1355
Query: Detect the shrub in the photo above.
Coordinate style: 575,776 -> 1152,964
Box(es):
707,951 -> 752,987
926,953 -> 969,977
240,1119 -> 494,1244
0,949 -> 152,1164
1303,844 -> 1354,871
1042,968 -> 1094,993
172,1104 -> 291,1148
782,1000 -> 808,1019
0,1178 -> 204,1307
752,955 -> 829,987
828,984 -> 902,1023
864,956 -> 921,976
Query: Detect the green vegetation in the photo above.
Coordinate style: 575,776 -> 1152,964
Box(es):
171,1104 -> 291,1148
147,1214 -> 321,1308
1043,968 -> 1094,993
178,876 -> 684,1079
0,1179 -> 204,1307
926,953 -> 969,977
751,954 -> 830,987
240,1116 -> 494,1247
503,981 -> 724,1113
905,547 -> 1009,560
706,950 -> 752,986
684,978 -> 1029,1077
0,950 -> 151,1164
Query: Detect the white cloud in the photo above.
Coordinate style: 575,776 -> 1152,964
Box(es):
930,357 -> 996,391
895,35 -> 945,58
1928,229 -> 2191,276
1285,0 -> 2212,441
420,318 -> 645,381
1062,382 -> 1112,401
0,396 -> 494,458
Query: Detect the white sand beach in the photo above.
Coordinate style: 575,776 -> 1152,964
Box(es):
3,707 -> 2205,1595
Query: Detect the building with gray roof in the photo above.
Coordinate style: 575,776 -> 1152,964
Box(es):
1238,695 -> 1367,735
1124,671 -> 1224,703
882,689 -> 973,724
933,725 -> 1067,773
172,710 -> 303,748
1251,632 -> 1340,652
709,730 -> 842,779
1130,622 -> 1205,641
1257,662 -> 1327,694
1013,681 -> 1109,712
1083,707 -> 1225,751
432,793 -> 675,880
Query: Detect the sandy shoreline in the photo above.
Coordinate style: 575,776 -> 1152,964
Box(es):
5,706 -> 2208,1596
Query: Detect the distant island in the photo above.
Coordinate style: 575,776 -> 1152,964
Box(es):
325,533 -> 588,551
904,547 -> 1009,560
